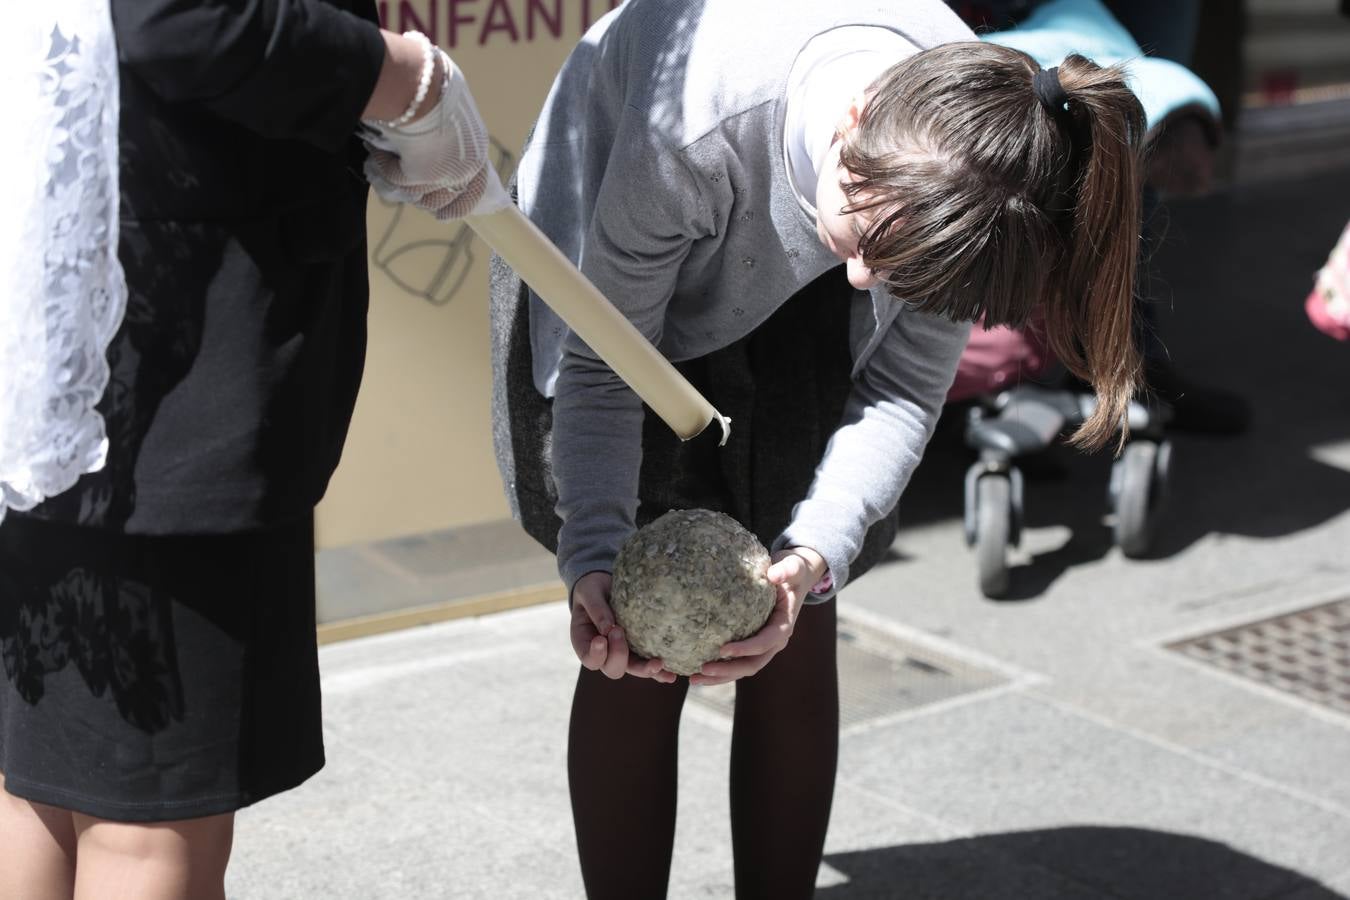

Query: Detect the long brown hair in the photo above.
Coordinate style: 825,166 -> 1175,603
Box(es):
839,42 -> 1147,451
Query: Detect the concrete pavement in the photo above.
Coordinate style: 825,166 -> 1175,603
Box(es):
224,149 -> 1350,898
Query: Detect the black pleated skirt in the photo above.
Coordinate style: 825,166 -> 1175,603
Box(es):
0,513 -> 323,821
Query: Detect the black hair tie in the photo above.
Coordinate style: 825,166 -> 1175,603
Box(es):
1033,66 -> 1071,118
1032,66 -> 1083,227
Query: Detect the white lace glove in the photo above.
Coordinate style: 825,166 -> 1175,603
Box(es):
363,49 -> 509,220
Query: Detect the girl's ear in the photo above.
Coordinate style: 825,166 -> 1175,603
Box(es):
834,93 -> 867,141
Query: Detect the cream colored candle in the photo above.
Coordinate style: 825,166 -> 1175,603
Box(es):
468,203 -> 731,444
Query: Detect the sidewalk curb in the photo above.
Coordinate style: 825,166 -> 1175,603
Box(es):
316,581 -> 566,645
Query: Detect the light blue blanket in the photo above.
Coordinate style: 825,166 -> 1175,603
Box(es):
982,0 -> 1221,134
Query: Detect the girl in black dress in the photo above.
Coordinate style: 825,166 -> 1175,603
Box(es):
0,2 -> 489,896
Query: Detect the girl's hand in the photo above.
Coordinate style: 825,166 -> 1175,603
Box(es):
689,546 -> 827,687
570,571 -> 677,683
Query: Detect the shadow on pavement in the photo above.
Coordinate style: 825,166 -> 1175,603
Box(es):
892,165 -> 1350,599
820,825 -> 1346,899
1140,170 -> 1350,557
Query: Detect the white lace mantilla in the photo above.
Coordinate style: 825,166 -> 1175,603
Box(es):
0,1 -> 127,523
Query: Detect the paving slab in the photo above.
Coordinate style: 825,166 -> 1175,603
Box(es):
227,598 -> 1350,898
221,133 -> 1350,900
316,520 -> 559,625
840,690 -> 1350,889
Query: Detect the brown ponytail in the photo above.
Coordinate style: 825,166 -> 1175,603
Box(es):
1047,54 -> 1147,450
840,43 -> 1147,451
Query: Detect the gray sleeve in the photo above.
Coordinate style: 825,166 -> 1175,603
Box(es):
773,306 -> 971,597
551,144 -> 712,595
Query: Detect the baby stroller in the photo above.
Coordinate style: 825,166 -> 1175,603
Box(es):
949,325 -> 1173,598
947,0 -> 1222,597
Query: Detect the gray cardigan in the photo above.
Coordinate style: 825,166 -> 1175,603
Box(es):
514,0 -> 974,597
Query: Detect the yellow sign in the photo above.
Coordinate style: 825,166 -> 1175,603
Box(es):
316,1 -> 618,548
377,0 -> 620,48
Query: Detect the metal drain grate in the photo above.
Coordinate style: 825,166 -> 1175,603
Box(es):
690,615 -> 1006,727
1167,598 -> 1350,715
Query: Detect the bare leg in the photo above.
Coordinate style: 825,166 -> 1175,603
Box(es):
568,667 -> 690,899
0,773 -> 77,900
730,601 -> 839,899
71,811 -> 234,900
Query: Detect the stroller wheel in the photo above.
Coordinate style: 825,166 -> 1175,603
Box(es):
1112,440 -> 1170,558
974,474 -> 1012,598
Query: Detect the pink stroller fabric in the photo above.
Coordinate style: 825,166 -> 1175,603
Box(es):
948,318 -> 1053,402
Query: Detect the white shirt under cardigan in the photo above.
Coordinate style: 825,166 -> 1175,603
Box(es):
515,0 -> 974,598
783,25 -> 918,216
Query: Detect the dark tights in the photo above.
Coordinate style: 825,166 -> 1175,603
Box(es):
568,601 -> 839,899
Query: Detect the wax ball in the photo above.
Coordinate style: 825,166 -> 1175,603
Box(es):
610,509 -> 776,676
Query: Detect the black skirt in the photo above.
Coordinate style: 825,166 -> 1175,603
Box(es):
0,513 -> 323,822
490,256 -> 899,592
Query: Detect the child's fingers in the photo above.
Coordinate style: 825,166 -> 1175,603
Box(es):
767,546 -> 825,588
696,591 -> 804,684
589,604 -> 615,636
570,606 -> 608,669
627,656 -> 677,683
600,626 -> 629,680
573,576 -> 616,635
766,553 -> 807,585
718,626 -> 790,662
717,605 -> 793,661
570,572 -> 621,668
691,651 -> 778,686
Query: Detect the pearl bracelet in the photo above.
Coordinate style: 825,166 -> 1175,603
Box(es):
373,31 -> 436,130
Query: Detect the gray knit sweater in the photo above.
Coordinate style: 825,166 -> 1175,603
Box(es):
514,0 -> 975,597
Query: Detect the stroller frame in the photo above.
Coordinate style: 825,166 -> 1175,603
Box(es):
961,383 -> 1173,597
